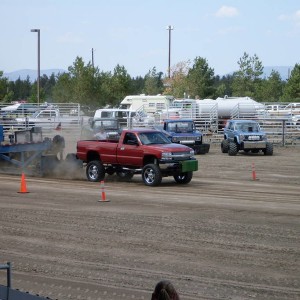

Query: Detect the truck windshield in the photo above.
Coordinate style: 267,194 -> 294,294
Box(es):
235,123 -> 260,132
138,132 -> 170,145
168,121 -> 194,133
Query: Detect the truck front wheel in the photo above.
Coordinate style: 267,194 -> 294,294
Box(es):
174,171 -> 193,184
228,142 -> 238,156
142,164 -> 162,186
86,160 -> 105,182
264,142 -> 273,155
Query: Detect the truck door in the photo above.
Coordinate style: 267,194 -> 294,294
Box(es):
117,132 -> 143,166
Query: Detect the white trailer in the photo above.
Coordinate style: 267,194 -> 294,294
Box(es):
119,94 -> 175,114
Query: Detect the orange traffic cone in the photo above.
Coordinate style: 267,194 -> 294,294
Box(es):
18,173 -> 29,193
98,180 -> 110,202
252,162 -> 257,181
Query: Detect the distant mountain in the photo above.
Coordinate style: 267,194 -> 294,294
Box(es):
3,69 -> 66,82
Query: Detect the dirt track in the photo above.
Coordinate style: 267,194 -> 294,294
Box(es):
0,145 -> 300,300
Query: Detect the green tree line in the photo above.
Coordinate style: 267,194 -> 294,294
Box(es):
1,53 -> 299,108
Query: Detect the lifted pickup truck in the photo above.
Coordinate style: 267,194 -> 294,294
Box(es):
221,119 -> 273,156
76,128 -> 198,186
158,119 -> 210,154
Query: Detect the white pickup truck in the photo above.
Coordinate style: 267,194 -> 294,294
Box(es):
16,108 -> 81,129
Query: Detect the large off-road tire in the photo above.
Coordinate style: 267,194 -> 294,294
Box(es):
221,139 -> 229,153
196,143 -> 210,155
116,170 -> 134,181
173,171 -> 193,184
228,142 -> 238,156
86,160 -> 105,182
264,142 -> 274,156
142,164 -> 162,187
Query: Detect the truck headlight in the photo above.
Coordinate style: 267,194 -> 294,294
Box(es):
239,134 -> 245,141
172,137 -> 178,142
161,152 -> 173,160
190,149 -> 195,157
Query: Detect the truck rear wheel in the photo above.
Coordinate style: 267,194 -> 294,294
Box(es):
86,160 -> 105,182
174,171 -> 193,184
142,164 -> 162,186
221,139 -> 229,153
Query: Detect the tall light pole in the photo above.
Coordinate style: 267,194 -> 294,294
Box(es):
166,25 -> 174,78
91,48 -> 95,69
31,29 -> 40,106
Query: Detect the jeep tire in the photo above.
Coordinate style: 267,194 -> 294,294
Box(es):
264,142 -> 274,156
221,139 -> 229,153
228,142 -> 238,156
196,143 -> 210,155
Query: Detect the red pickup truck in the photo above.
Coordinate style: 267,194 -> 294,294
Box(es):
76,128 -> 198,186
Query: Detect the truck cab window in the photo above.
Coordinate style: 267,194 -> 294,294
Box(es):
123,133 -> 138,145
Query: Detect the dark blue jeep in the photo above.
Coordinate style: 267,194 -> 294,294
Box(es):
221,120 -> 273,156
159,119 -> 210,154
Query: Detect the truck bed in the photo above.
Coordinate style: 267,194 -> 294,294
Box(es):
76,139 -> 119,164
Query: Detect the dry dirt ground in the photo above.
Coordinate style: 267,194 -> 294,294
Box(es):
0,142 -> 300,300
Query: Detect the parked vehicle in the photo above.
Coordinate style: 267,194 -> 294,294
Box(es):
0,103 -> 38,115
291,115 -> 300,127
157,119 -> 210,154
81,118 -> 122,140
119,94 -> 174,114
15,108 -> 80,129
221,120 -> 273,156
93,108 -> 156,127
93,108 -> 137,127
287,114 -> 300,131
266,102 -> 300,117
76,128 -> 198,186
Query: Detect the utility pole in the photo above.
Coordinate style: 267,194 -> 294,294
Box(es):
31,29 -> 40,106
166,25 -> 174,78
91,48 -> 94,68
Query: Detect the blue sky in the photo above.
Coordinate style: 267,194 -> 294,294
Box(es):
1,0 -> 299,77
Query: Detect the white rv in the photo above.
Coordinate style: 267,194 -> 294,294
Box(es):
93,108 -> 136,127
119,94 -> 175,114
93,108 -> 156,127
